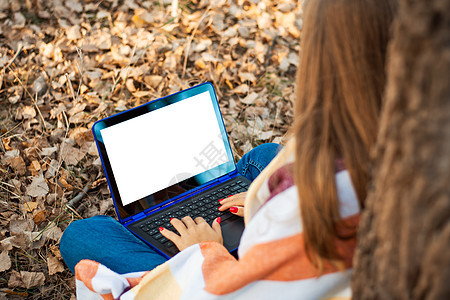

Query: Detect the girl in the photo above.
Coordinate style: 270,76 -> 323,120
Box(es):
68,0 -> 397,298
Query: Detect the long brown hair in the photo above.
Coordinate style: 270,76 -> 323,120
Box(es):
294,0 -> 397,268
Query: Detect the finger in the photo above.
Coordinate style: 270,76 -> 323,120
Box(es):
229,206 -> 244,217
219,192 -> 246,206
194,217 -> 207,225
181,216 -> 196,228
212,217 -> 223,237
218,195 -> 245,211
170,218 -> 188,235
159,227 -> 180,243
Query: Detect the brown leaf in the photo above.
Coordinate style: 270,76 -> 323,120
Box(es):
2,137 -> 12,151
45,225 -> 63,242
10,271 -> 46,289
67,103 -> 87,124
26,174 -> 49,198
91,177 -> 107,188
49,244 -> 62,259
231,84 -> 250,94
8,270 -> 22,288
9,219 -> 34,236
132,91 -> 152,98
60,144 -> 86,166
22,106 -> 37,119
69,127 -> 93,147
144,75 -> 163,89
2,149 -> 26,175
0,251 -> 11,272
47,255 -> 64,275
1,235 -> 26,251
40,146 -> 58,157
32,210 -> 47,225
238,72 -> 257,83
240,92 -> 258,105
28,160 -> 41,175
126,79 -> 137,92
23,201 -> 39,212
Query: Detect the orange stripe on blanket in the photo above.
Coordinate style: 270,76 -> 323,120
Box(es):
201,214 -> 359,295
127,271 -> 150,287
75,259 -> 100,292
101,294 -> 114,300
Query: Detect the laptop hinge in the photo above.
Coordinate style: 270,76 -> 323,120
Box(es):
218,173 -> 232,183
130,212 -> 146,223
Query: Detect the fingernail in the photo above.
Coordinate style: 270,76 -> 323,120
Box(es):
230,207 -> 238,213
216,217 -> 221,224
159,227 -> 164,231
218,199 -> 223,203
170,218 -> 174,221
227,195 -> 233,198
218,205 -> 223,210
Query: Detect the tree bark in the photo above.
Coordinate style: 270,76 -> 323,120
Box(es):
352,0 -> 450,299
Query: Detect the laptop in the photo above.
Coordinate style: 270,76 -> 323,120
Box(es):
92,82 -> 250,258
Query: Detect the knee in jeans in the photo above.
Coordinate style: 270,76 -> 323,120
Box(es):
60,219 -> 82,254
60,216 -> 106,251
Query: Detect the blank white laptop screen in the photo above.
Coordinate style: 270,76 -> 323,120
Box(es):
100,91 -> 228,206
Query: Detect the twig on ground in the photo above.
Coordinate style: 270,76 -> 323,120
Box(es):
75,47 -> 84,98
65,73 -> 77,103
65,202 -> 83,219
182,6 -> 211,78
0,182 -> 21,199
67,184 -> 91,208
269,105 -> 279,143
264,35 -> 278,68
54,111 -> 70,203
0,121 -> 23,139
0,43 -> 23,75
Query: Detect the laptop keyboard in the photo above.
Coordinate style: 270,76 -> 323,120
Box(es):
137,179 -> 249,248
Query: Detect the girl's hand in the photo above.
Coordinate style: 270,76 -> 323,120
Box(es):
160,216 -> 222,251
218,192 -> 246,217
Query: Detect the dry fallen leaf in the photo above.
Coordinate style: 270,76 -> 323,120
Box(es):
2,149 -> 26,175
240,92 -> 259,105
26,173 -> 49,198
23,201 -> 39,212
22,271 -> 46,289
8,270 -> 22,289
231,84 -> 250,94
0,251 -> 11,272
45,225 -> 63,242
22,106 -> 36,119
9,219 -> 34,236
47,255 -> 65,275
9,271 -> 46,289
33,210 -> 47,225
60,144 -> 86,166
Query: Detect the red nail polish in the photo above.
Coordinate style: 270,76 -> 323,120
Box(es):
170,218 -> 174,221
216,217 -> 221,224
218,199 -> 223,203
227,195 -> 233,198
218,205 -> 223,210
159,227 -> 164,231
230,207 -> 238,213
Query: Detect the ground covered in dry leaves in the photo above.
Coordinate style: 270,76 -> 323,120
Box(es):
0,0 -> 300,298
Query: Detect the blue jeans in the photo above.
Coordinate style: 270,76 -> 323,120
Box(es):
60,143 -> 282,274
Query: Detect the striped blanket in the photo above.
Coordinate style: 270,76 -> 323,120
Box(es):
75,140 -> 360,299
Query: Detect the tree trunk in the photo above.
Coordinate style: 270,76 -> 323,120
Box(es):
352,0 -> 450,299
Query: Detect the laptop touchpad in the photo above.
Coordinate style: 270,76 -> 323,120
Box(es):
222,218 -> 245,251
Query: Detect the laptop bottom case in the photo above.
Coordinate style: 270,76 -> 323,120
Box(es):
128,175 -> 251,257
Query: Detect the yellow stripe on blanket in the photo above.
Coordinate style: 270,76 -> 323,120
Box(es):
132,262 -> 182,300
